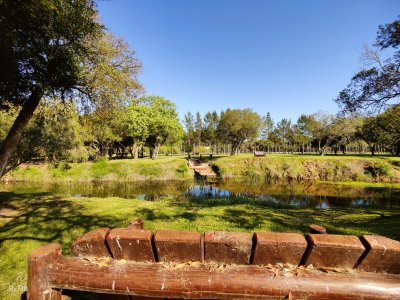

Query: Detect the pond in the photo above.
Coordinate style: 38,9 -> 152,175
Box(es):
1,180 -> 399,209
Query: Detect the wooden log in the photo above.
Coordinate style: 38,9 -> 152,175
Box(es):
304,234 -> 365,268
309,224 -> 327,234
252,232 -> 307,265
27,243 -> 62,300
127,219 -> 144,230
204,231 -> 253,264
44,257 -> 400,299
155,230 -> 202,262
71,228 -> 111,257
106,228 -> 155,262
358,235 -> 400,274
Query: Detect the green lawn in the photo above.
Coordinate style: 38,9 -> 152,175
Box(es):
1,190 -> 399,299
4,156 -> 192,182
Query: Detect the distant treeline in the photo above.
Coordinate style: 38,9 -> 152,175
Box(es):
182,107 -> 400,157
1,96 -> 399,174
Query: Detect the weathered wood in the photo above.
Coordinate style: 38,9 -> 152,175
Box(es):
155,230 -> 202,262
204,231 -> 253,264
252,232 -> 307,265
305,234 -> 365,268
358,235 -> 400,274
309,224 -> 327,234
43,255 -> 400,299
127,219 -> 144,230
107,228 -> 155,262
28,243 -> 62,300
71,228 -> 111,257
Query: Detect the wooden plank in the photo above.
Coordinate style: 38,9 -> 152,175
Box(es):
106,228 -> 155,262
358,235 -> 400,274
44,255 -> 400,299
71,228 -> 111,257
204,231 -> 253,264
155,230 -> 202,262
304,234 -> 365,268
27,243 -> 62,300
252,232 -> 307,265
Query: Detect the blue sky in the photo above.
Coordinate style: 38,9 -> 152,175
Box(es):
97,0 -> 399,123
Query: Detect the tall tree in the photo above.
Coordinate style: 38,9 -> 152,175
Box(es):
217,109 -> 261,155
131,96 -> 183,159
203,111 -> 219,153
274,118 -> 293,153
183,112 -> 195,155
194,111 -> 203,148
0,0 -> 102,176
336,17 -> 400,114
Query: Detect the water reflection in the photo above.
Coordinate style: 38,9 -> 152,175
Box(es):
1,180 -> 399,208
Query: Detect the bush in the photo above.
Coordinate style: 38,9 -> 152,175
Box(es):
66,146 -> 89,163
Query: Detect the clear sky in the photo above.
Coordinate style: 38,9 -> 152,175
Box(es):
97,0 -> 399,123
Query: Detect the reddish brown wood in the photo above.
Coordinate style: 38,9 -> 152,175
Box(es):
106,228 -> 155,262
71,228 -> 111,257
305,234 -> 365,268
155,230 -> 202,262
127,219 -> 144,230
358,235 -> 400,274
309,224 -> 327,234
252,232 -> 307,265
44,257 -> 400,299
28,243 -> 62,300
204,231 -> 253,264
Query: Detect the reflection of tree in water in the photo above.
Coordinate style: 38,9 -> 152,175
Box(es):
2,180 -> 399,208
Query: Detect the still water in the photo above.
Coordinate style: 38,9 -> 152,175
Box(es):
1,180 -> 399,209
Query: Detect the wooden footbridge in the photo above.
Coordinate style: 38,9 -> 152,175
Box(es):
188,158 -> 217,180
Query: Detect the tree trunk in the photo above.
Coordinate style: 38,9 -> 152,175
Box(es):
0,89 -> 43,177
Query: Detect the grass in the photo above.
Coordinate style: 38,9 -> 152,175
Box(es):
0,189 -> 399,299
3,156 -> 192,182
4,153 -> 400,184
210,154 -> 400,183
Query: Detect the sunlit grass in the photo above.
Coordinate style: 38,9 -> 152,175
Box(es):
0,191 -> 399,299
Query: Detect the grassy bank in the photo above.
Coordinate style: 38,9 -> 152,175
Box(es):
211,154 -> 400,183
4,154 -> 400,184
1,190 -> 399,299
3,156 -> 192,182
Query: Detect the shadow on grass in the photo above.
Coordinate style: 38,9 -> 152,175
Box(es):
0,192 -> 125,254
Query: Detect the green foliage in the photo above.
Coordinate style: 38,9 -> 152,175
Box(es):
127,95 -> 184,159
217,109 -> 261,155
0,0 -> 101,105
336,17 -> 400,113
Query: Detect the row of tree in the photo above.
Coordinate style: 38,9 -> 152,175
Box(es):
0,95 -> 184,173
181,107 -> 400,157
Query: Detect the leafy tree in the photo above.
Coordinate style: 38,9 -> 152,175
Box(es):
258,113 -> 274,152
194,111 -> 203,148
217,109 -> 261,155
0,0 -> 102,176
294,115 -> 314,153
37,100 -> 87,162
336,17 -> 400,114
183,112 -> 195,155
274,118 -> 294,153
307,111 -> 335,154
361,117 -> 383,155
126,103 -> 151,158
131,96 -> 183,159
202,111 -> 219,153
362,105 -> 400,155
82,107 -> 128,158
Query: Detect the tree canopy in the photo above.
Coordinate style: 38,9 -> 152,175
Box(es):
336,17 -> 400,114
0,0 -> 102,176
